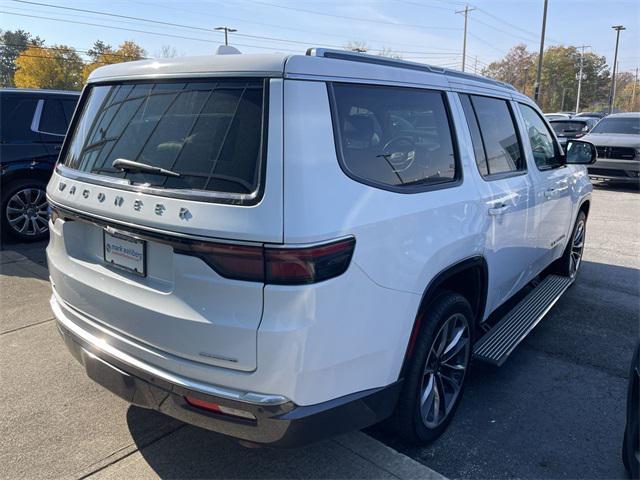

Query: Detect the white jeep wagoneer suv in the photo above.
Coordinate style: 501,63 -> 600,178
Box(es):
47,48 -> 597,447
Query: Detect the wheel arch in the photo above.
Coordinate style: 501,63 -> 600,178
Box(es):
399,256 -> 488,378
1,162 -> 53,191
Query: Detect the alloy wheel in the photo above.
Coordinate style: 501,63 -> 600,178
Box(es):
569,219 -> 585,278
419,313 -> 471,429
6,188 -> 49,237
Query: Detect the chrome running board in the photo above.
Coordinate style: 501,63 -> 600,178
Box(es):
473,274 -> 573,366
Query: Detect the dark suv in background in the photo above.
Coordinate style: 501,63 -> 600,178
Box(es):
1,88 -> 79,241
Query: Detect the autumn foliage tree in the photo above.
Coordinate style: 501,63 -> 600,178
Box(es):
483,44 -> 612,113
14,45 -> 83,90
82,40 -> 146,81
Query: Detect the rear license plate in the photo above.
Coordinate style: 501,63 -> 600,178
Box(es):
103,230 -> 146,276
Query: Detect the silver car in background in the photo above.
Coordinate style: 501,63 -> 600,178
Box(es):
581,113 -> 640,183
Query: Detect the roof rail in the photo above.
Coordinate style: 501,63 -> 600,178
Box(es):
306,48 -> 516,91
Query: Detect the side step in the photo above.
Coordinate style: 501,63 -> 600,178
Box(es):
473,274 -> 573,366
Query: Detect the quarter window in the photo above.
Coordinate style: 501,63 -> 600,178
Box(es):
40,99 -> 68,136
330,83 -> 458,190
460,94 -> 525,177
518,103 -> 562,170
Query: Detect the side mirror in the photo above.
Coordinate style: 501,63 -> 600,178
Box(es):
565,139 -> 597,165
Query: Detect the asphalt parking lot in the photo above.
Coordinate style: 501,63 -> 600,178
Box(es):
1,183 -> 638,479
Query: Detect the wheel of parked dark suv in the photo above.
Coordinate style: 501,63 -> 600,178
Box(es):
2,179 -> 50,242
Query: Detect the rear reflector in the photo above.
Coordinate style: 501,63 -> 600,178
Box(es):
184,396 -> 256,420
178,237 -> 355,285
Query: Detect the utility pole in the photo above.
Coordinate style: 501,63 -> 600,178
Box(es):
215,26 -> 237,46
575,45 -> 590,114
474,56 -> 478,74
608,25 -> 625,114
534,0 -> 549,104
631,67 -> 638,110
456,4 -> 476,72
560,87 -> 567,111
523,66 -> 530,95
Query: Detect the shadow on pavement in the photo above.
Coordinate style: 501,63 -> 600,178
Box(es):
126,407 -> 390,479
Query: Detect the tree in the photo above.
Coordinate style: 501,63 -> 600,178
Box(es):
378,47 -> 402,59
14,45 -> 83,90
157,45 -> 177,58
483,44 -> 612,112
613,71 -> 639,111
0,29 -> 44,87
345,41 -> 369,53
482,44 -> 535,94
83,40 -> 146,81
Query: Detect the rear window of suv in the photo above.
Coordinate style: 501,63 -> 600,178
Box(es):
61,79 -> 266,196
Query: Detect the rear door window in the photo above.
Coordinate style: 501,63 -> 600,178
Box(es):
330,83 -> 459,191
62,79 -> 266,195
460,94 -> 525,177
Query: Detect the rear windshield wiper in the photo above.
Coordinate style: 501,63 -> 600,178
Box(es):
112,158 -> 181,178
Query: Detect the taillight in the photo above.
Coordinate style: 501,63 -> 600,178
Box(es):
177,237 -> 355,285
265,238 -> 355,285
177,242 -> 265,282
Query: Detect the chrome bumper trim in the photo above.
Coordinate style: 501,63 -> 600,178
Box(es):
50,292 -> 289,406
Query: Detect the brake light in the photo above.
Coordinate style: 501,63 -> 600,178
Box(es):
265,238 -> 355,285
178,237 -> 355,284
178,242 -> 265,282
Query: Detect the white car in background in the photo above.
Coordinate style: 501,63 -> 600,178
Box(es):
581,112 -> 640,183
47,49 -> 597,447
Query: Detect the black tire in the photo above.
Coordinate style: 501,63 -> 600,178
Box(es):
554,211 -> 587,279
389,291 -> 474,444
1,178 -> 50,242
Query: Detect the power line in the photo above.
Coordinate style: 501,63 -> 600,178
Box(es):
0,42 -> 151,60
237,0 -> 461,30
3,0 -> 464,55
0,11 -> 301,53
127,0 -> 458,52
7,0 -> 462,57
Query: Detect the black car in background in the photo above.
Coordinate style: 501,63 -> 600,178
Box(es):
623,342 -> 639,479
1,88 -> 79,241
550,118 -> 599,147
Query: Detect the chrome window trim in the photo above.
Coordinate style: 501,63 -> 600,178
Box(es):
56,164 -> 260,204
30,98 -> 67,137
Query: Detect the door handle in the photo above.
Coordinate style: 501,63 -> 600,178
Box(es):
544,188 -> 556,199
488,204 -> 509,216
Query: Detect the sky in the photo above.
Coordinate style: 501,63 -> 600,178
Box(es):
1,0 -> 639,74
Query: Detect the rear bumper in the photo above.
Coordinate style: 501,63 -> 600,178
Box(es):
53,295 -> 401,447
